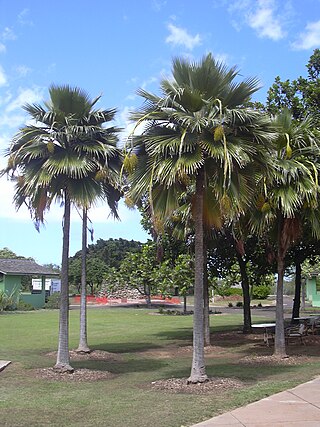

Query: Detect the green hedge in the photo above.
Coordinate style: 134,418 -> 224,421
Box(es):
252,285 -> 271,300
223,288 -> 243,296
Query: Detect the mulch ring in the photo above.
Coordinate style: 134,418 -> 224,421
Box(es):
239,355 -> 310,365
150,377 -> 244,394
46,349 -> 122,361
38,350 -> 121,382
35,367 -> 114,382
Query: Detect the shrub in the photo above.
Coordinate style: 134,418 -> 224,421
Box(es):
236,301 -> 243,307
252,285 -> 271,300
45,293 -> 60,309
0,289 -> 18,311
16,300 -> 35,311
215,286 -> 243,297
229,288 -> 243,296
228,302 -> 233,307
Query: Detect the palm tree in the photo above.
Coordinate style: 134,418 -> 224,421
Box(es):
76,207 -> 91,354
128,54 -> 274,383
250,109 -> 320,357
77,180 -> 121,354
3,85 -> 121,371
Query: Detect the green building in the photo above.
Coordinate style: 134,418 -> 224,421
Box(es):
306,274 -> 320,307
0,258 -> 59,308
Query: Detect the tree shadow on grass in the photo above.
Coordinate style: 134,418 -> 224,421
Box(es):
152,327 -> 193,343
153,323 -> 243,344
71,356 -> 167,375
92,341 -> 163,354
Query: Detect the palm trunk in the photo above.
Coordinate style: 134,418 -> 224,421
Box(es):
203,241 -> 210,346
291,259 -> 302,323
236,253 -> 252,334
76,208 -> 91,353
188,168 -> 207,383
55,192 -> 73,372
274,217 -> 287,358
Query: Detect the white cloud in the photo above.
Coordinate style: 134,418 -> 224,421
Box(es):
0,91 -> 13,106
117,105 -> 135,145
227,0 -> 287,41
246,0 -> 285,40
141,76 -> 158,90
14,65 -> 32,77
84,201 -> 134,224
116,105 -> 147,146
0,175 -> 133,225
5,86 -> 44,113
166,23 -> 201,50
0,65 -> 7,86
0,113 -> 26,129
2,27 -> 16,41
228,0 -> 251,13
18,9 -> 33,26
214,52 -> 230,65
292,20 -> 320,50
46,63 -> 57,73
0,43 -> 6,53
0,133 -> 10,157
152,0 -> 167,12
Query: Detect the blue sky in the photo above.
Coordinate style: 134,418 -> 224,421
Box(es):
0,0 -> 319,266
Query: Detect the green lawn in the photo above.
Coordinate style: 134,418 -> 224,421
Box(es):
1,308 -> 320,427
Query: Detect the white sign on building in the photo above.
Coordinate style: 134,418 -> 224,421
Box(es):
32,278 -> 61,293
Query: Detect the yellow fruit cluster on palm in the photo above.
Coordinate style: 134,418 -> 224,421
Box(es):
214,125 -> 224,142
123,153 -> 138,174
46,141 -> 55,154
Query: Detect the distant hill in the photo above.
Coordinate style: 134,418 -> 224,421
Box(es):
70,238 -> 143,269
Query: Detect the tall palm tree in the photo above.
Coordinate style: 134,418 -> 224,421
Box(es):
250,109 -> 320,357
3,85 -> 121,371
128,54 -> 274,383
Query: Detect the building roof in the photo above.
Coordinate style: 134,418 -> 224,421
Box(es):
0,258 -> 59,276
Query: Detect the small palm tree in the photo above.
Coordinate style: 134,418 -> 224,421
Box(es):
77,181 -> 121,354
128,54 -> 274,383
4,85 -> 121,371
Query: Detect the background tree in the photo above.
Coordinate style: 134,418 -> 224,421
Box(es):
118,242 -> 159,307
0,247 -> 27,259
71,238 -> 142,269
267,48 -> 320,125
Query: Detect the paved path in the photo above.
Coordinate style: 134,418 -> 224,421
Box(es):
192,376 -> 320,426
0,360 -> 11,372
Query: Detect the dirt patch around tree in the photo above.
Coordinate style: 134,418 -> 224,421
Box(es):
37,350 -> 121,382
239,354 -> 311,365
150,377 -> 244,394
45,349 -> 122,361
35,367 -> 115,382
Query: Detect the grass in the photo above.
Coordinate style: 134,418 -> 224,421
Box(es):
1,308 -> 320,427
